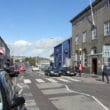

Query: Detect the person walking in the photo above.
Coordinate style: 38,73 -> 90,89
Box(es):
102,63 -> 109,83
78,63 -> 83,77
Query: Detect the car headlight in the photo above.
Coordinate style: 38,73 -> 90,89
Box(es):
50,71 -> 54,73
67,71 -> 70,73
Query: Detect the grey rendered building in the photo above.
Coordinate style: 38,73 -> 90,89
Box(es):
70,0 -> 110,74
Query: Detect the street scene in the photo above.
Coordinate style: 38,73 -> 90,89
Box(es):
16,68 -> 110,110
0,0 -> 110,110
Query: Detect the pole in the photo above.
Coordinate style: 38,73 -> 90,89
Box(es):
89,0 -> 95,26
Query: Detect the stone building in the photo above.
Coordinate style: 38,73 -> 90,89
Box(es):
70,0 -> 110,74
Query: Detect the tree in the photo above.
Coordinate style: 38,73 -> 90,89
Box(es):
24,57 -> 36,66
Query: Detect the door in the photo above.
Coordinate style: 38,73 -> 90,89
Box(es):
92,58 -> 97,74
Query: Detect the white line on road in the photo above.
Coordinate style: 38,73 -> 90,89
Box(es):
36,79 -> 45,83
46,78 -> 58,83
92,96 -> 109,110
65,85 -> 109,110
65,77 -> 80,82
58,78 -> 70,82
16,84 -> 23,95
24,79 -> 32,84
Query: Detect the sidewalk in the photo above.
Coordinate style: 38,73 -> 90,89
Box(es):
73,73 -> 109,84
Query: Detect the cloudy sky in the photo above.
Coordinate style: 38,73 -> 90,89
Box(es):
0,0 -> 95,58
8,38 -> 64,58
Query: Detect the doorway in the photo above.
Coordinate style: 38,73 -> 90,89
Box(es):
92,58 -> 97,74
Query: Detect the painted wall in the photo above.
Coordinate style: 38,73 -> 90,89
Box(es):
54,38 -> 71,68
54,44 -> 62,68
62,39 -> 71,66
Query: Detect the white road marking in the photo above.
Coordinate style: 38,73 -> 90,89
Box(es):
65,77 -> 80,82
92,96 -> 109,110
58,78 -> 70,82
25,99 -> 37,106
46,78 -> 58,83
20,76 -> 24,80
36,79 -> 45,83
16,84 -> 23,95
65,85 -> 109,110
24,79 -> 31,84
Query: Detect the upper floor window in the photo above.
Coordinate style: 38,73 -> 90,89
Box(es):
75,36 -> 79,45
83,32 -> 87,43
92,27 -> 97,40
104,21 -> 110,36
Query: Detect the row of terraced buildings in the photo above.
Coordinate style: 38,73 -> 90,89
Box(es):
54,0 -> 110,74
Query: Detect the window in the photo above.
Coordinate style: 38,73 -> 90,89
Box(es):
104,21 -> 110,36
75,36 -> 79,45
105,0 -> 110,7
92,27 -> 97,40
91,47 -> 97,55
83,32 -> 87,43
93,9 -> 97,14
82,50 -> 87,66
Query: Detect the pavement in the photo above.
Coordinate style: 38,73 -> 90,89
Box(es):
73,73 -> 110,84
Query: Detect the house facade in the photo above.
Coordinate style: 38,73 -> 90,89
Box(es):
70,0 -> 110,74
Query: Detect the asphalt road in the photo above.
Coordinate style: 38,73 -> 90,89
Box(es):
15,69 -> 110,110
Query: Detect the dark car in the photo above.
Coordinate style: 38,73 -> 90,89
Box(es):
45,67 -> 61,76
60,67 -> 74,76
0,69 -> 26,110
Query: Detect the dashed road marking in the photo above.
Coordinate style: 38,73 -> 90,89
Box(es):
57,78 -> 70,82
46,78 -> 58,83
36,79 -> 45,83
64,77 -> 80,82
24,79 -> 32,84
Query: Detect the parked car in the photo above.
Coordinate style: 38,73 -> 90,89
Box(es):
60,67 -> 74,76
18,65 -> 26,72
45,67 -> 61,76
32,66 -> 40,71
3,65 -> 20,77
0,69 -> 26,110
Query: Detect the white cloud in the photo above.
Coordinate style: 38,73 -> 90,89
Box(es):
14,40 -> 32,46
7,38 -> 64,58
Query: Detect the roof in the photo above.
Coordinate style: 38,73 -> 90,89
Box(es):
70,0 -> 102,23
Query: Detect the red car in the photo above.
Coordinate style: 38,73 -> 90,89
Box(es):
18,65 -> 26,72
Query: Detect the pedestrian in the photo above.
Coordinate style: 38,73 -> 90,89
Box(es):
78,63 -> 83,77
102,63 -> 109,84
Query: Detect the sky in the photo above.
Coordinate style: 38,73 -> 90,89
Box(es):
0,0 -> 94,58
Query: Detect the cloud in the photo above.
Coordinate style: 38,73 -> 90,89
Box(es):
7,38 -> 64,58
14,40 -> 32,46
